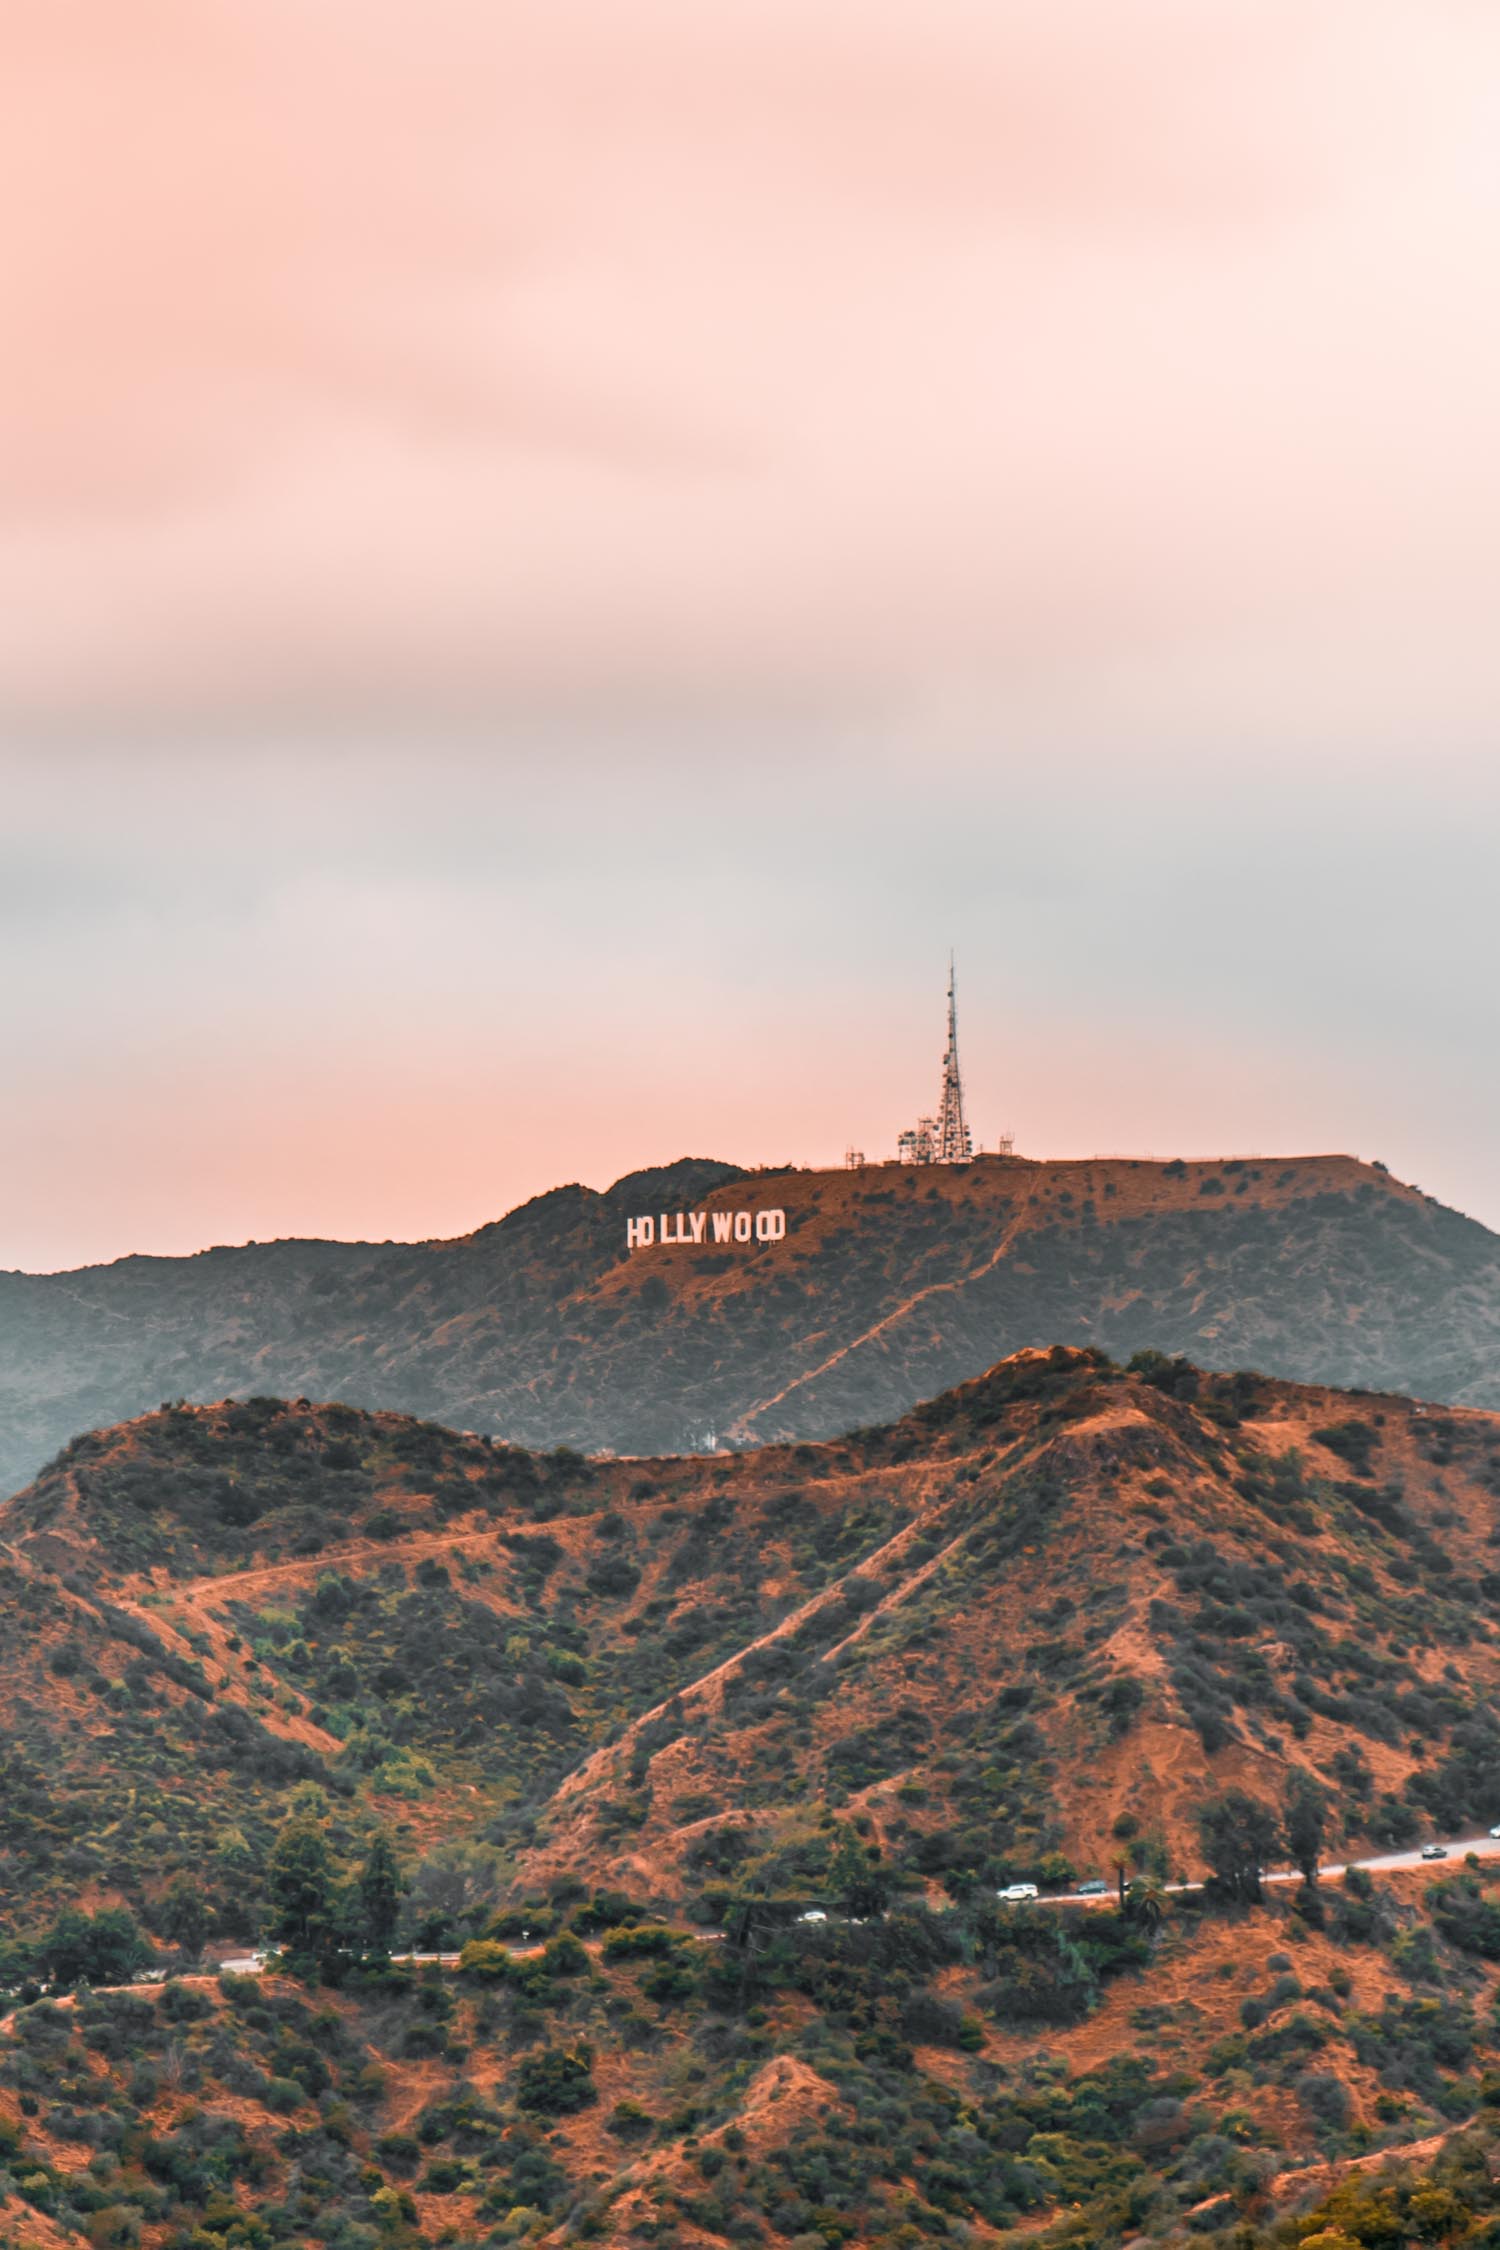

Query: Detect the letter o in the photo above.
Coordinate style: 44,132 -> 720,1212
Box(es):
758,1208 -> 786,1241
733,1211 -> 752,1242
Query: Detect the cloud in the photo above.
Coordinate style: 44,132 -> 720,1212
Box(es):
2,0 -> 1499,734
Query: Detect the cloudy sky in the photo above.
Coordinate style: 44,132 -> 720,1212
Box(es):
4,0 -> 1499,1268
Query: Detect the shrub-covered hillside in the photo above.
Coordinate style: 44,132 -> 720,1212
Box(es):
6,1353 -> 1500,1934
8,1355 -> 1500,2244
0,1393 -> 911,1934
11,1856 -> 1500,2246
4,1148 -> 1500,1492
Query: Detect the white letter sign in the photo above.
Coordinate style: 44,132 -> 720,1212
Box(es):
626,1205 -> 791,1251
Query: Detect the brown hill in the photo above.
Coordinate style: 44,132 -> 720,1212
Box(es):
8,1360 -> 1500,2245
0,1390 -> 917,1930
4,1148 -> 1500,1496
517,1346 -> 1500,1913
4,1349 -> 1500,1931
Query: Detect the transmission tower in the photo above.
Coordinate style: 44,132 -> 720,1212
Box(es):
934,954 -> 972,1162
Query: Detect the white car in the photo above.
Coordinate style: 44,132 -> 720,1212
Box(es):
999,1883 -> 1039,1904
1488,1825 -> 1500,1840
1420,1844 -> 1448,1862
796,1910 -> 828,1925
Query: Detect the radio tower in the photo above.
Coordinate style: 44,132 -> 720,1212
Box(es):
934,953 -> 972,1162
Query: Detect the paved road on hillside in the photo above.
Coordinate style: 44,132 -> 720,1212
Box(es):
1041,1831 -> 1500,1908
13,1835 -> 1500,2014
1279,1833 -> 1500,1881
214,1840 -> 1500,1968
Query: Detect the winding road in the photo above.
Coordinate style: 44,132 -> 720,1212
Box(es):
10,1834 -> 1499,2018
1043,1830 -> 1500,1907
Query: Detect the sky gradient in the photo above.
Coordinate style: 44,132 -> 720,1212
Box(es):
4,1 -> 1498,1268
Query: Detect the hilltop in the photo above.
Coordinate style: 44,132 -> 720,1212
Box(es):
8,1357 -> 1500,2244
4,1148 -> 1500,1494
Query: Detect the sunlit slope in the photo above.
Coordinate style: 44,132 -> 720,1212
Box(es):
9,1356 -> 1500,2248
5,1348 -> 1500,1934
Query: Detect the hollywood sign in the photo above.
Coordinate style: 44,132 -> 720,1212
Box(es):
627,1208 -> 787,1250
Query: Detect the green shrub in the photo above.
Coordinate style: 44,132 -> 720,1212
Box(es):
514,2045 -> 596,2116
606,2101 -> 653,2141
601,1924 -> 678,1961
457,1939 -> 511,1981
542,1932 -> 588,1978
1312,1421 -> 1379,1477
374,2133 -> 420,2174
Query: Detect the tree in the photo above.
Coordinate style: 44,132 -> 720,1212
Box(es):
404,1840 -> 503,1948
1284,1772 -> 1329,1891
828,1824 -> 891,1921
1124,1876 -> 1166,1933
1196,1789 -> 1282,1906
355,1833 -> 402,1956
42,1908 -> 148,1989
213,1826 -> 255,1876
266,1817 -> 337,1957
158,1874 -> 209,1959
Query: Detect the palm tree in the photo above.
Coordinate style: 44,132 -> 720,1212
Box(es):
1125,1875 -> 1166,1933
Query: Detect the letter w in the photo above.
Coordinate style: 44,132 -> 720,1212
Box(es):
711,1212 -> 733,1244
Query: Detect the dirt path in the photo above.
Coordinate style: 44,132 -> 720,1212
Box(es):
726,1198 -> 1041,1443
1268,2125 -> 1455,2205
547,1481 -> 949,1814
96,1512 -> 596,1756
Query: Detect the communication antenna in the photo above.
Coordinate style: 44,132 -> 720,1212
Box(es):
934,952 -> 972,1163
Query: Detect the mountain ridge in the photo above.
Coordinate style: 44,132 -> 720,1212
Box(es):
4,1149 -> 1500,1496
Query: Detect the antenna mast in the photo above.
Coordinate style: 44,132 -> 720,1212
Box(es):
934,951 -> 972,1162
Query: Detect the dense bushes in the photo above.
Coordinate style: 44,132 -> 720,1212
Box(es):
513,2043 -> 596,2114
1428,1873 -> 1500,1961
0,1908 -> 150,1992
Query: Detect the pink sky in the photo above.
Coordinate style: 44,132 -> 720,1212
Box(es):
6,0 -> 1500,727
2,2 -> 1498,1265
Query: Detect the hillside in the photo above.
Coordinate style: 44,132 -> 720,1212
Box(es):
6,1352 -> 1500,1924
4,1149 -> 1500,1496
8,1359 -> 1500,2245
